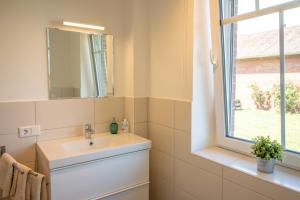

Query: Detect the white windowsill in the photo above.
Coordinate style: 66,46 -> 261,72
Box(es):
193,147 -> 300,194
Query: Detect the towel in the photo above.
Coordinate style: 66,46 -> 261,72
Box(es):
40,176 -> 47,200
10,163 -> 31,200
25,172 -> 47,200
0,153 -> 16,198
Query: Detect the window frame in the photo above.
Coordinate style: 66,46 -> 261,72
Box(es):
216,0 -> 300,170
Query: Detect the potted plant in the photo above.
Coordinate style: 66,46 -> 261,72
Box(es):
251,136 -> 283,173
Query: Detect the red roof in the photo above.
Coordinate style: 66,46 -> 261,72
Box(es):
237,26 -> 300,59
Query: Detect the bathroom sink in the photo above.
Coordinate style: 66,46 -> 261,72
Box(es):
37,133 -> 151,169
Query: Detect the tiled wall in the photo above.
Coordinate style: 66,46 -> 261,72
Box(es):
124,97 -> 148,138
148,97 -> 300,200
148,97 -> 222,200
2,96 -> 299,200
0,97 -> 129,169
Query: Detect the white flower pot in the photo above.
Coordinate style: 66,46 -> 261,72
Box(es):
257,157 -> 275,173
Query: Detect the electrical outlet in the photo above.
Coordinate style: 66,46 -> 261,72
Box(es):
19,125 -> 41,138
31,125 -> 41,136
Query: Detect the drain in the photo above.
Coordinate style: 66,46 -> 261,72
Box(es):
89,141 -> 94,146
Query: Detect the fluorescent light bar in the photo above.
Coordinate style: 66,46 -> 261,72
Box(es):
63,21 -> 105,31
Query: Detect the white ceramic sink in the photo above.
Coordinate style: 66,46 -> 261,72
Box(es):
37,133 -> 151,169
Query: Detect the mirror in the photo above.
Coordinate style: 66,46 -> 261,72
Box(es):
47,28 -> 114,99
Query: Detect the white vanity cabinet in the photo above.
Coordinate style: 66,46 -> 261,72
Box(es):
37,133 -> 151,200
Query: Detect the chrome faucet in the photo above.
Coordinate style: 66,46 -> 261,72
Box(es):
84,123 -> 94,139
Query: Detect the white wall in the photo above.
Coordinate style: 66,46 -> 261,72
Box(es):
0,0 -> 128,100
149,0 -> 193,101
123,0 -> 149,97
148,0 -> 215,147
50,30 -> 81,89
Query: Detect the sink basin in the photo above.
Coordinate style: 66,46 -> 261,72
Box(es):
37,133 -> 151,169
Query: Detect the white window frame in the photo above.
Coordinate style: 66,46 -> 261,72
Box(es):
216,0 -> 300,170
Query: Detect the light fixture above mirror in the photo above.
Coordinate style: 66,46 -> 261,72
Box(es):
62,20 -> 105,31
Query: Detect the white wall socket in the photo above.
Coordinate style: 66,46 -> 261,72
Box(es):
19,125 -> 41,138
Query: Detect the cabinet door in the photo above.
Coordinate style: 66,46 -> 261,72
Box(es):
223,180 -> 271,200
50,150 -> 149,200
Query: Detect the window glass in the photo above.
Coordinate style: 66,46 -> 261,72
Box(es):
236,0 -> 256,15
260,0 -> 294,9
284,7 -> 300,152
221,0 -> 256,19
222,14 -> 281,142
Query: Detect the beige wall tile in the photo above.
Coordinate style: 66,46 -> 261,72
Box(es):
37,126 -> 84,141
174,188 -> 198,200
36,98 -> 94,130
0,133 -> 36,163
149,98 -> 174,127
95,97 -> 124,124
223,179 -> 271,200
150,149 -> 174,183
149,123 -> 174,155
174,100 -> 191,132
223,167 -> 300,200
23,161 -> 36,171
174,130 -> 222,176
102,184 -> 149,200
95,123 -> 110,133
174,159 -> 222,200
134,97 -> 148,123
150,175 -> 174,200
0,102 -> 35,134
134,122 -> 148,138
124,97 -> 134,132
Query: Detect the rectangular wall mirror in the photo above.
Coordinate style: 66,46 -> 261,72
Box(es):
47,28 -> 114,99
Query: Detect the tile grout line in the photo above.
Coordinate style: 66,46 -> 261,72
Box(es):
34,101 -> 37,171
221,166 -> 224,200
172,98 -> 175,197
94,98 -> 96,130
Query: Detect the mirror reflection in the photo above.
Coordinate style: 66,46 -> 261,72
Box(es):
47,28 -> 114,99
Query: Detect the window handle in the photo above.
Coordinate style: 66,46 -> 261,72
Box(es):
210,49 -> 217,73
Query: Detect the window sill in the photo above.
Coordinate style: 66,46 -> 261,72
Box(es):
193,147 -> 300,194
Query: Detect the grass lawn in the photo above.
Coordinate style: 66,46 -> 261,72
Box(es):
234,109 -> 300,152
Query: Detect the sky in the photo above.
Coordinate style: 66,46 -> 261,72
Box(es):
236,0 -> 300,35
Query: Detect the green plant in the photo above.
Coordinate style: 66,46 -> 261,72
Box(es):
251,136 -> 283,160
250,84 -> 272,110
273,83 -> 300,114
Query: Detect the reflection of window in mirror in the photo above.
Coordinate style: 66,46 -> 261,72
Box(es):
47,28 -> 114,99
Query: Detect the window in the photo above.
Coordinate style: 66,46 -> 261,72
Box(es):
218,0 -> 300,169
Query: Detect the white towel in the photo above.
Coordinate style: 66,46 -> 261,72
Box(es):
0,153 -> 16,198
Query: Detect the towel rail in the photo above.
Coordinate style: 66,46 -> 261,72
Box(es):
12,163 -> 39,177
0,146 -> 5,156
0,145 -> 38,177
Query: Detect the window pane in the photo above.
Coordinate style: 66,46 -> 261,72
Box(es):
284,7 -> 300,152
221,0 -> 255,19
260,0 -> 294,9
222,14 -> 282,142
236,0 -> 256,15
